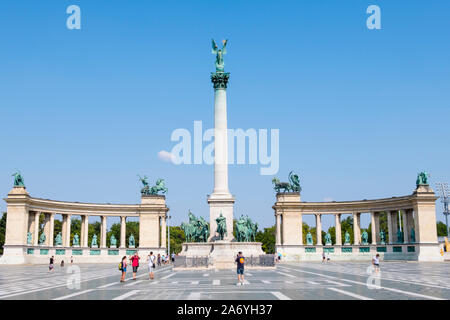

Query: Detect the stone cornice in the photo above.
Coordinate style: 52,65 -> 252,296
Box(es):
272,193 -> 429,214
4,195 -> 168,217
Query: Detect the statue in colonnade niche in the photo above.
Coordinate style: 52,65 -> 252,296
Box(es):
324,232 -> 332,245
91,234 -> 98,247
129,234 -> 135,248
73,233 -> 80,246
361,230 -> 369,245
344,231 -> 351,245
380,230 -> 386,244
55,232 -> 62,246
27,232 -> 32,245
397,229 -> 404,244
306,232 -> 313,245
110,235 -> 117,248
410,228 -> 415,243
39,233 -> 46,245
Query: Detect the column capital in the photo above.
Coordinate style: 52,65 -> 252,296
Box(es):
211,72 -> 230,90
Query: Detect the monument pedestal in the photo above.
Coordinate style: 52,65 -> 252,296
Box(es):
208,194 -> 235,242
179,241 -> 266,270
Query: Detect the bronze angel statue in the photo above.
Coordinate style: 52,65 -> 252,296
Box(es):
212,39 -> 228,72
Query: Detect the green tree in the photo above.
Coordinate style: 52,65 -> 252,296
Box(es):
0,212 -> 6,255
167,226 -> 185,254
437,221 -> 448,237
255,225 -> 275,254
70,218 -> 81,245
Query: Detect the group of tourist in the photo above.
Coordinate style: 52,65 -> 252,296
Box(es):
48,255 -> 74,271
119,252 -> 176,282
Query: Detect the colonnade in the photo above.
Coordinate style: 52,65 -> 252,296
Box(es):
272,185 -> 442,261
275,210 -> 416,246
25,211 -> 169,248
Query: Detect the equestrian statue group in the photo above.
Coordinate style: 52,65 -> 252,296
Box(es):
180,211 -> 259,243
138,175 -> 168,196
181,211 -> 210,242
272,171 -> 301,193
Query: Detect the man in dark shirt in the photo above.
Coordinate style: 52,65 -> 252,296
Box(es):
235,251 -> 245,286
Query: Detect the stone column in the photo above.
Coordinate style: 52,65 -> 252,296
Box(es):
161,215 -> 167,248
275,214 -> 282,245
33,211 -> 40,245
387,210 -> 393,244
353,212 -> 360,245
101,216 -> 107,248
401,210 -> 409,243
61,215 -> 67,246
120,216 -> 126,248
371,212 -> 378,245
392,211 -> 399,242
315,214 -> 322,245
81,215 -> 89,247
335,214 -> 342,245
48,213 -> 55,247
65,215 -> 71,247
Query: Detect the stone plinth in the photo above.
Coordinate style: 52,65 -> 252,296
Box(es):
178,241 -> 266,270
207,194 -> 235,242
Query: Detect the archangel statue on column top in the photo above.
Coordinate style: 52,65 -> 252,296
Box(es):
212,39 -> 228,72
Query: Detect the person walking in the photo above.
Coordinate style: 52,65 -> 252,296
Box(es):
171,252 -> 175,263
130,252 -> 140,280
49,256 -> 55,272
235,251 -> 245,286
60,260 -> 65,268
372,254 -> 380,274
120,256 -> 127,282
147,252 -> 156,280
157,254 -> 161,267
322,252 -> 326,263
70,256 -> 73,264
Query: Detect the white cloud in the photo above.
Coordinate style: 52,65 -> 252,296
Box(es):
157,150 -> 175,163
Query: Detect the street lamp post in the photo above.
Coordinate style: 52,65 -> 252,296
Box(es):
167,215 -> 171,259
436,182 -> 450,237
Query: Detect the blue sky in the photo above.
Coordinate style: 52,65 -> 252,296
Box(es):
0,0 -> 449,230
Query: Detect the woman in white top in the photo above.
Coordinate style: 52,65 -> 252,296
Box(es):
147,252 -> 156,280
372,254 -> 380,273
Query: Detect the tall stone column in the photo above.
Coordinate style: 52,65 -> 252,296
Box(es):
371,212 -> 378,245
392,211 -> 399,242
387,210 -> 393,244
33,211 -> 40,246
65,215 -> 71,247
315,214 -> 322,245
353,212 -> 360,245
81,215 -> 89,247
101,216 -> 107,248
275,214 -> 282,245
120,216 -> 126,248
161,216 -> 167,248
61,215 -> 67,246
401,210 -> 409,243
335,214 -> 342,245
208,71 -> 235,241
48,213 -> 55,247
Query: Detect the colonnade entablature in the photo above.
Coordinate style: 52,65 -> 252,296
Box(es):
1,186 -> 169,264
273,184 -> 442,262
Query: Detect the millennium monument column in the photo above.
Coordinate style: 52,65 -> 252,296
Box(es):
208,39 -> 235,241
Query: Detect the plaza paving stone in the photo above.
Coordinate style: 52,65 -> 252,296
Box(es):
0,261 -> 449,300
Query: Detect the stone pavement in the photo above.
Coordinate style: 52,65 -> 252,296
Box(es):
0,261 -> 449,300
